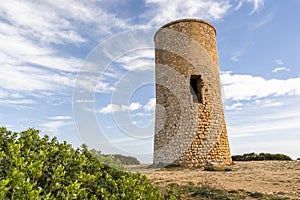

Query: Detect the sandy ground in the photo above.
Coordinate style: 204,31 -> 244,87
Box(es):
129,161 -> 300,199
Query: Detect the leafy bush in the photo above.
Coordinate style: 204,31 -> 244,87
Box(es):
0,127 -> 169,199
232,152 -> 292,161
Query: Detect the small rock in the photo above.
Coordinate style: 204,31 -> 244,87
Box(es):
204,160 -> 232,171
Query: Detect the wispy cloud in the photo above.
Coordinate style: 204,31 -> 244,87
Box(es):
225,102 -> 243,110
249,10 -> 274,30
40,115 -> 73,134
0,0 -> 131,45
230,116 -> 300,136
0,1 -> 86,45
98,102 -> 142,114
129,103 -> 142,111
48,116 -> 72,120
228,0 -> 264,15
145,0 -> 231,26
272,67 -> 290,73
227,102 -> 300,140
234,0 -> 244,11
0,98 -> 36,105
143,98 -> 156,111
98,98 -> 156,115
230,55 -> 240,62
39,120 -> 73,134
228,41 -> 253,64
0,0 -> 133,104
0,65 -> 75,92
272,59 -> 290,73
255,99 -> 284,107
97,82 -> 116,93
247,0 -> 264,15
275,59 -> 284,65
115,50 -> 154,71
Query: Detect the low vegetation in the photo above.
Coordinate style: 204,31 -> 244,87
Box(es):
0,127 -> 172,199
163,183 -> 289,200
232,152 -> 292,161
1,127 -> 295,199
104,154 -> 140,165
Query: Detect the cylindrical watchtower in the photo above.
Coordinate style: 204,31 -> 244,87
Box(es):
153,19 -> 232,167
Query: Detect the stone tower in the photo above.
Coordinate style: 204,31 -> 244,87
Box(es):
153,19 -> 232,167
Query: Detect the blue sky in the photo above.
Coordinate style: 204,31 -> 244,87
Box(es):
1,0 -> 300,163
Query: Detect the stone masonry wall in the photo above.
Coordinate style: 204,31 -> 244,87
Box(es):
154,19 -> 232,167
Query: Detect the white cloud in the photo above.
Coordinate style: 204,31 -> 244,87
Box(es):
129,112 -> 154,117
261,101 -> 283,107
272,67 -> 290,73
98,102 -> 142,114
145,0 -> 231,26
0,65 -> 75,92
0,90 -> 8,98
76,100 -> 95,103
40,114 -> 73,133
0,0 -> 131,45
261,105 -> 300,121
96,82 -> 116,93
0,0 -> 132,101
255,99 -> 283,107
0,99 -> 35,105
145,0 -> 264,26
0,1 -> 86,45
233,0 -> 264,14
143,98 -> 156,111
98,100 -> 154,115
39,115 -> 73,133
116,50 -> 154,71
225,102 -> 243,110
234,0 -> 243,11
129,103 -> 142,111
221,71 -> 300,101
247,0 -> 264,15
48,116 -> 72,120
275,59 -> 284,65
98,104 -> 125,114
40,120 -> 72,134
46,0 -> 132,34
249,10 -> 274,30
230,115 -> 300,136
0,24 -> 82,73
230,55 -> 240,62
0,2 -> 83,100
120,58 -> 154,71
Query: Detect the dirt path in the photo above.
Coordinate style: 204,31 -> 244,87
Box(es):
130,161 -> 300,199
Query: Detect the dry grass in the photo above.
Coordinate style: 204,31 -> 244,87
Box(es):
128,161 -> 300,199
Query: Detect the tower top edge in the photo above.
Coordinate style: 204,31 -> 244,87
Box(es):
154,18 -> 216,39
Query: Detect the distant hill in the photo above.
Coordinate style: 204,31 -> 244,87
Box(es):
105,154 -> 140,165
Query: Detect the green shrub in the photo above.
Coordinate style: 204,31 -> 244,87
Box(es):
232,152 -> 292,161
0,127 -> 168,199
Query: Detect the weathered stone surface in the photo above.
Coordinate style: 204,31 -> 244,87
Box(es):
153,19 -> 232,167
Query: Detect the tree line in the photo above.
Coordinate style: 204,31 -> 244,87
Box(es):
232,152 -> 292,161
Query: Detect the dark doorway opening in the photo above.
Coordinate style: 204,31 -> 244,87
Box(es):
190,75 -> 203,103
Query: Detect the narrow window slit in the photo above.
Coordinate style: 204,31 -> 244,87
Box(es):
190,75 -> 203,103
